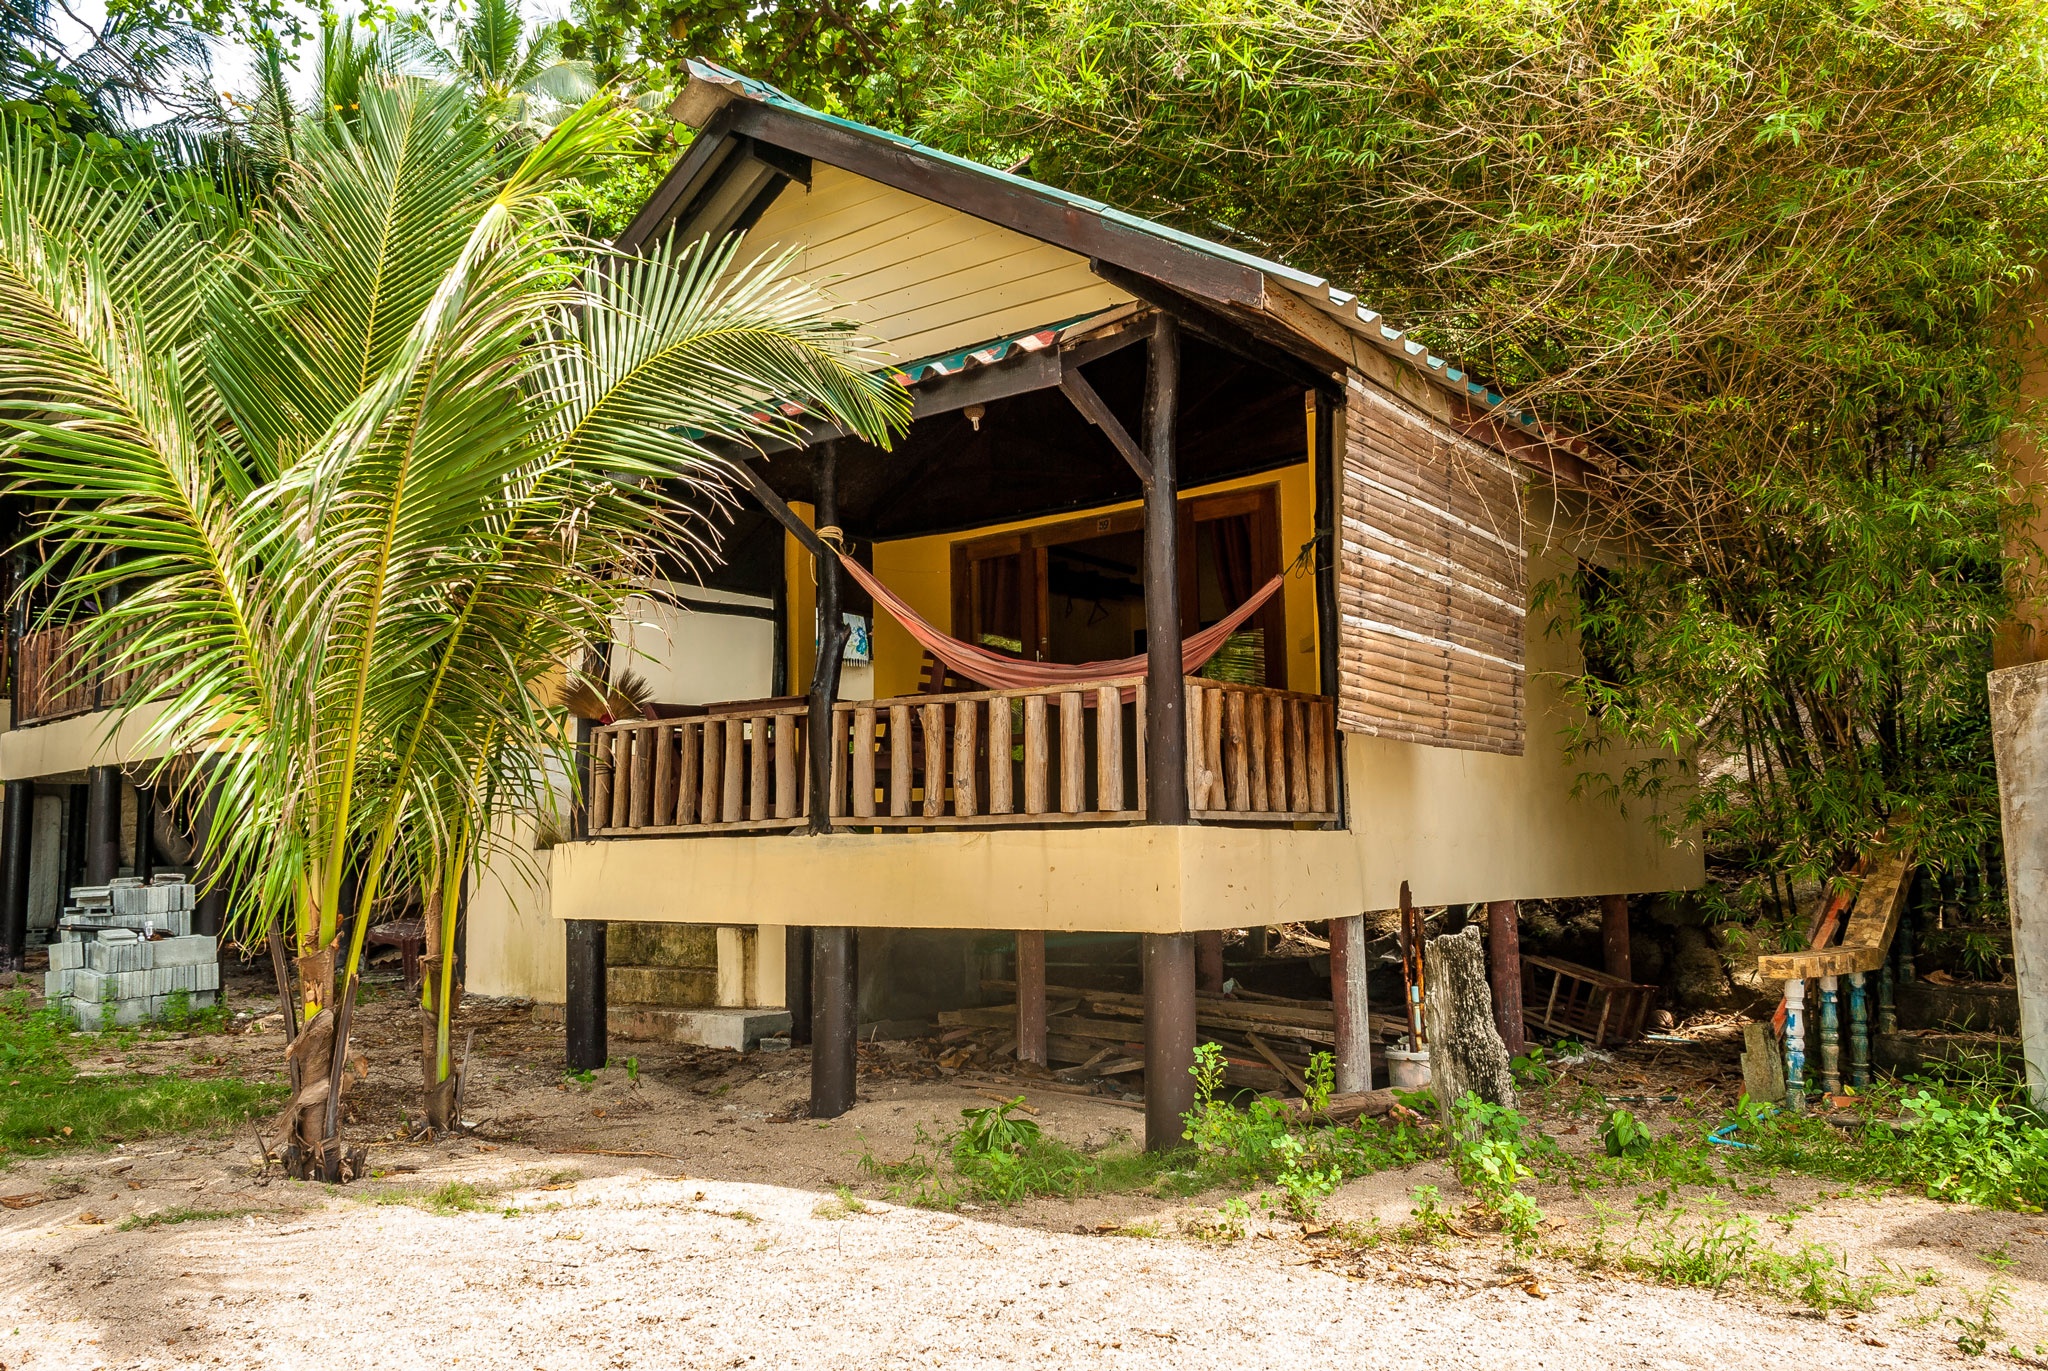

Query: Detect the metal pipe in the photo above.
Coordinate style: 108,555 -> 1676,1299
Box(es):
809,926 -> 857,1118
1142,931 -> 1196,1151
564,919 -> 608,1072
1,781 -> 31,972
1141,314 -> 1187,826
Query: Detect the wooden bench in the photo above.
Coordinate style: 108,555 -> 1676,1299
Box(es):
1520,955 -> 1657,1047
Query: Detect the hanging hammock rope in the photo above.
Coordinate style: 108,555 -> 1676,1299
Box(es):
831,540 -> 1304,693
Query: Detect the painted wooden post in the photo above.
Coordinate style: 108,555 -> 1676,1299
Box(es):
1600,893 -> 1632,981
1143,932 -> 1196,1152
810,927 -> 858,1118
564,920 -> 607,1072
1486,900 -> 1526,1058
1878,958 -> 1897,1034
1138,313 -> 1195,1153
1783,978 -> 1807,1110
1848,970 -> 1871,1088
1016,930 -> 1047,1067
84,765 -> 121,886
784,927 -> 812,1046
807,446 -> 857,1118
0,780 -> 30,973
1330,913 -> 1372,1093
1818,974 -> 1842,1097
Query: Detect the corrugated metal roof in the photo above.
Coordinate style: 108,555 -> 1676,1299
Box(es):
683,59 -> 1588,461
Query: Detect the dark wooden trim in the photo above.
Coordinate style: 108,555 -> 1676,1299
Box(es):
1142,314 -> 1189,826
1312,391 -> 1340,703
722,103 -> 1269,308
615,106 -> 741,253
1092,260 -> 1340,398
565,920 -> 608,1072
756,345 -> 1063,456
1058,370 -> 1151,483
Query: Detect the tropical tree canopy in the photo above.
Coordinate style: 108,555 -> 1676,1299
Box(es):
925,0 -> 2048,917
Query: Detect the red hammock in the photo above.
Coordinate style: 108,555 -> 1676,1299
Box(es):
833,550 -> 1286,692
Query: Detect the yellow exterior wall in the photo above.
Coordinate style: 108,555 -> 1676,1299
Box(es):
0,702 -> 171,782
745,165 -> 1133,364
466,811 -> 566,1003
860,462 -> 1322,700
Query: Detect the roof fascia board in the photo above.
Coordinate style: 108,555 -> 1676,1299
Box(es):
1091,260 -> 1342,399
720,101 -> 1270,310
616,105 -> 741,253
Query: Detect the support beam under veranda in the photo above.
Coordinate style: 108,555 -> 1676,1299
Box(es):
565,919 -> 608,1073
1,781 -> 31,974
807,443 -> 858,1119
1143,932 -> 1196,1153
1330,913 -> 1372,1093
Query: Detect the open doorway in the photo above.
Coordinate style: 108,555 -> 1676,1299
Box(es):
950,482 -> 1287,687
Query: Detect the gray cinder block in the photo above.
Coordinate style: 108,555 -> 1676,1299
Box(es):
149,935 -> 219,968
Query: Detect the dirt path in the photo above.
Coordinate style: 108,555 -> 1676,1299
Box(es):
1,979 -> 2043,1368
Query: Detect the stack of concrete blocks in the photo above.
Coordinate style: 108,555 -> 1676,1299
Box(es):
43,875 -> 220,1029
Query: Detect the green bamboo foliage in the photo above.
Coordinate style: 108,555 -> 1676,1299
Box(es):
0,80 -> 908,1171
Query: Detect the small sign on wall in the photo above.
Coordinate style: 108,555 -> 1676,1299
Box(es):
825,613 -> 872,664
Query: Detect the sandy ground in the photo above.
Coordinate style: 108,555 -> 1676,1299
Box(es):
2,974 -> 2045,1369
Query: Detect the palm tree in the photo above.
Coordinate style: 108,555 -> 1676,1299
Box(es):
0,81 -> 906,1176
401,0 -> 597,139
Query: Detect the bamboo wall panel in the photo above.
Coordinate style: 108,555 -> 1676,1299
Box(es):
1337,373 -> 1527,755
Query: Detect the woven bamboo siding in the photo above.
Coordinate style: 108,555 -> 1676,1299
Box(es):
1337,373 -> 1527,755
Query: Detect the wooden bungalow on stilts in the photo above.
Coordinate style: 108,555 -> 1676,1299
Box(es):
546,61 -> 1703,1148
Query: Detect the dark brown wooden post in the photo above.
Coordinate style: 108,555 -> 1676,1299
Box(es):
808,445 -> 858,1119
1016,931 -> 1047,1066
785,926 -> 813,1046
133,784 -> 153,883
84,764 -> 121,886
1,780 -> 31,973
1195,930 -> 1225,993
564,919 -> 607,1072
1141,313 -> 1186,825
1143,931 -> 1196,1150
1330,912 -> 1371,1092
1600,893 -> 1632,981
1138,313 -> 1196,1151
1486,899 -> 1526,1057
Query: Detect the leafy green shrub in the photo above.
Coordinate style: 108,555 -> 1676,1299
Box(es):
1602,1107 -> 1652,1159
0,990 -> 75,1078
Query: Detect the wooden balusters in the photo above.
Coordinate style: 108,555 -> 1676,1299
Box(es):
590,730 -> 613,831
774,716 -> 797,819
1265,697 -> 1287,812
1059,691 -> 1085,814
988,698 -> 1013,814
652,725 -> 675,826
1307,700 -> 1329,813
953,700 -> 978,818
1024,695 -> 1049,815
677,723 -> 701,825
721,718 -> 743,823
699,719 -> 722,825
920,702 -> 946,818
852,707 -> 877,819
749,716 -> 769,821
1096,684 -> 1123,812
1224,689 -> 1249,812
611,728 -> 633,831
828,709 -> 848,819
1246,692 -> 1268,813
1134,680 -> 1148,814
889,704 -> 912,817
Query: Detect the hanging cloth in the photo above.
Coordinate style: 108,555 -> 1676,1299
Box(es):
832,549 -> 1287,692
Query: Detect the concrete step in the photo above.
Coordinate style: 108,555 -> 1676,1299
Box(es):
534,1002 -> 791,1053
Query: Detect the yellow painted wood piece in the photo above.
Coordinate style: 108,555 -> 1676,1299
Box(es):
1756,848 -> 1915,979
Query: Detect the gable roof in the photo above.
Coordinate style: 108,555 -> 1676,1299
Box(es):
626,59 -> 1596,477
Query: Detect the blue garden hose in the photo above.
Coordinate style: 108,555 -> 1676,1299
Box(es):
1709,1104 -> 1780,1150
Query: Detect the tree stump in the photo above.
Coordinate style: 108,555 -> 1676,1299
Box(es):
1423,926 -> 1516,1119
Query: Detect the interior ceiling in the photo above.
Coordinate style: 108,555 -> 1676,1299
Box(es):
731,331 -> 1310,543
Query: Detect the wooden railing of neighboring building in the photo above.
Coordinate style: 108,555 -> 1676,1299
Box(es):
15,621 -> 108,726
588,677 -> 1340,837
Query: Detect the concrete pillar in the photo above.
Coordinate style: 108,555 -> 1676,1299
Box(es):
1990,659 -> 2048,1106
84,765 -> 121,886
564,919 -> 607,1072
1016,930 -> 1047,1067
1486,899 -> 1525,1058
1330,913 -> 1372,1093
1,781 -> 31,972
1142,932 -> 1196,1152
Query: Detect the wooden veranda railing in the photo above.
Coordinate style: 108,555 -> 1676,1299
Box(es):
12,619 -> 147,726
587,677 -> 1340,837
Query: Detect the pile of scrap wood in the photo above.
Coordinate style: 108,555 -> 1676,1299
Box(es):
936,979 -> 1408,1098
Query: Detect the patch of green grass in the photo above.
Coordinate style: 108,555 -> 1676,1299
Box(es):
812,1185 -> 870,1220
365,1179 -> 502,1214
119,1205 -> 254,1231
